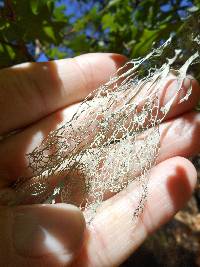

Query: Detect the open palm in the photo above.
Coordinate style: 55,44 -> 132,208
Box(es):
0,53 -> 199,267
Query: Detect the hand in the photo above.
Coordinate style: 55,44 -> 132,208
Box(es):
0,53 -> 199,267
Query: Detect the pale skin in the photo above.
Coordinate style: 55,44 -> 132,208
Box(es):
0,53 -> 199,267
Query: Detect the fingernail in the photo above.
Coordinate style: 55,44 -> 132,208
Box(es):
12,204 -> 85,259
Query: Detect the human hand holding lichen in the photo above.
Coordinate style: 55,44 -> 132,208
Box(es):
0,52 -> 199,267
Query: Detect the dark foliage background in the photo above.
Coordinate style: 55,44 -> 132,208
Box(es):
0,0 -> 200,67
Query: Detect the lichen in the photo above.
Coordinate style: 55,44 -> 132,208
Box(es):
10,13 -> 200,223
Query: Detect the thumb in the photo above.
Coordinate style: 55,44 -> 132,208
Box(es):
0,204 -> 85,267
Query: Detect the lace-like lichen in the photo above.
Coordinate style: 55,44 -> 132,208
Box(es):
8,13 -> 200,223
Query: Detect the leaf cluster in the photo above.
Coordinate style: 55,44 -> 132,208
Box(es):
0,0 -> 199,68
0,0 -> 67,67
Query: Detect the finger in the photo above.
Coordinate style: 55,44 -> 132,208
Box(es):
0,203 -> 85,267
71,156 -> 197,267
0,53 -> 127,135
159,75 -> 200,120
0,92 -> 200,189
0,75 -> 199,190
61,110 -> 200,208
158,111 -> 200,162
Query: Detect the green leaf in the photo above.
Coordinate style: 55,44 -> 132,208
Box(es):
46,47 -> 67,59
54,5 -> 67,22
43,25 -> 56,42
107,0 -> 121,8
74,19 -> 86,31
47,0 -> 54,13
131,28 -> 160,57
0,20 -> 9,31
102,13 -> 118,32
30,0 -> 39,15
30,0 -> 48,15
67,35 -> 90,53
5,45 -> 15,60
